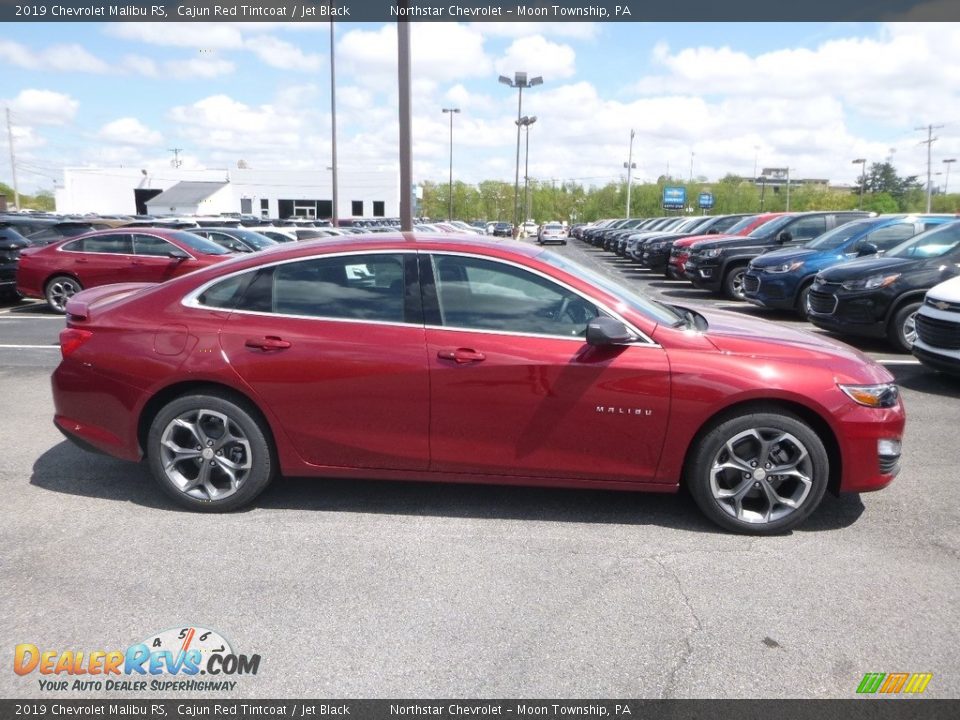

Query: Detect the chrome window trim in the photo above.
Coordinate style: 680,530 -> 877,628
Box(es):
180,247 -> 658,346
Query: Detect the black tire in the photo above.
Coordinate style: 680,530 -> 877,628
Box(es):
722,265 -> 748,300
795,284 -> 813,318
888,301 -> 921,353
146,392 -> 276,512
686,409 -> 830,534
45,275 -> 82,313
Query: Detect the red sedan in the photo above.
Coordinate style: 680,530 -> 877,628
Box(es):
17,228 -> 233,312
51,235 -> 904,534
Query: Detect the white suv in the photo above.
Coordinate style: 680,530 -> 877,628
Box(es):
912,275 -> 960,376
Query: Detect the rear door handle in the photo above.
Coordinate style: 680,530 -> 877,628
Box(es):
245,336 -> 292,351
437,348 -> 486,364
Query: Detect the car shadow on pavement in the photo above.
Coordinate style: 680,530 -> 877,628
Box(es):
30,440 -> 866,533
888,363 -> 960,399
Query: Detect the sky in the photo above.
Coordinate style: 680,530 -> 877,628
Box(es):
1,21 -> 960,197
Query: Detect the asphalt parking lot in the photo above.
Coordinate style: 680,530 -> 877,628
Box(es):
2,238 -> 959,699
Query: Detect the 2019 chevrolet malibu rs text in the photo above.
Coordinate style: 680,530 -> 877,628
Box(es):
52,234 -> 905,534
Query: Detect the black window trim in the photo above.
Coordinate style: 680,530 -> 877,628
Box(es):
132,232 -> 195,259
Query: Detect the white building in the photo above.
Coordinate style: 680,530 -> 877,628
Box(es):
55,166 -> 399,220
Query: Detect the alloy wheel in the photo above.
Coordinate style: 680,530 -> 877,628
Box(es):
709,427 -> 813,524
159,409 -> 252,501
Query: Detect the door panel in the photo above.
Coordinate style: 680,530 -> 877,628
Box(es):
131,234 -> 198,283
427,329 -> 671,481
218,253 -> 430,471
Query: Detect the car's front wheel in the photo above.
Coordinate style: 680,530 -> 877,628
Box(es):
888,301 -> 921,352
722,265 -> 748,300
45,275 -> 82,313
686,409 -> 829,534
147,392 -> 276,512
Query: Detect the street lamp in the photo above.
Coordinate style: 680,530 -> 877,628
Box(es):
499,71 -> 543,235
624,129 -> 636,218
516,115 -> 537,234
944,158 -> 956,195
852,158 -> 867,209
442,108 -> 460,220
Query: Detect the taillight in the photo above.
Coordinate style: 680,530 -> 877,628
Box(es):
59,328 -> 93,359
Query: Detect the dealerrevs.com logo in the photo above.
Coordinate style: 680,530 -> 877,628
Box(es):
14,626 -> 261,692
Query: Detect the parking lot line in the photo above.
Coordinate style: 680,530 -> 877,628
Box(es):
0,344 -> 58,349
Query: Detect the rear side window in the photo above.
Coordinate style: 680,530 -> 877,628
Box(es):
787,216 -> 827,241
197,272 -> 255,310
77,234 -> 133,254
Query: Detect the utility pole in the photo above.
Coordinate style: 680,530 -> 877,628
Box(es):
785,167 -> 793,212
397,15 -> 413,231
442,108 -> 460,220
6,108 -> 19,209
169,148 -> 183,169
330,18 -> 339,226
944,158 -> 956,195
689,151 -> 695,182
916,123 -> 943,213
624,129 -> 636,218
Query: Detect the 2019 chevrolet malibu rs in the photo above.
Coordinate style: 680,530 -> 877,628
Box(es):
52,234 -> 904,534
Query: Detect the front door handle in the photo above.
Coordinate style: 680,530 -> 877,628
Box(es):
437,348 -> 486,364
245,336 -> 292,351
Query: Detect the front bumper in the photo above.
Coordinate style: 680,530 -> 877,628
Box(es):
742,270 -> 799,310
835,400 -> 905,493
685,259 -> 723,291
640,247 -> 671,270
806,285 -> 891,338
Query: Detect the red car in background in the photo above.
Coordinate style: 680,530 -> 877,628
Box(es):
667,212 -> 787,279
17,228 -> 233,312
51,234 -> 904,534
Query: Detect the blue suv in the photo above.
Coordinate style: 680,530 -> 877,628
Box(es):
743,215 -> 957,316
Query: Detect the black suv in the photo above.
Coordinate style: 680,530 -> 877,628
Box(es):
0,225 -> 30,301
807,220 -> 960,351
684,211 -> 872,299
492,222 -> 514,238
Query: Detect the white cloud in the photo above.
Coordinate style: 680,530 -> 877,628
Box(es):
122,54 -> 159,77
164,57 -> 236,78
98,118 -> 163,147
0,40 -> 112,73
3,89 -> 79,125
495,35 -> 577,79
475,22 -> 600,40
246,36 -> 323,71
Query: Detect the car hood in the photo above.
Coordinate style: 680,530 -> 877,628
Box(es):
693,307 -> 893,383
817,256 -> 915,282
751,247 -> 823,266
926,275 -> 960,302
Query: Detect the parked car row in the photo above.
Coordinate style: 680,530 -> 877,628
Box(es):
574,212 -> 960,361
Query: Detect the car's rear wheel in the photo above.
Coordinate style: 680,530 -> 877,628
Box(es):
147,393 -> 275,512
45,275 -> 82,313
686,410 -> 829,534
888,301 -> 921,352
722,265 -> 748,300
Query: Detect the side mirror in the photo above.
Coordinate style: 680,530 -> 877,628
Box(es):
586,317 -> 634,346
167,248 -> 190,260
778,230 -> 792,243
857,241 -> 879,257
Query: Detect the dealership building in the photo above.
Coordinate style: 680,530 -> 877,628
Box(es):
54,166 -> 399,220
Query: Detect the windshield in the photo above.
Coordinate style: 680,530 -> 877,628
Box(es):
804,219 -> 879,250
173,230 -> 232,255
886,221 -> 960,259
229,229 -> 277,250
747,215 -> 794,238
539,250 -> 684,327
725,215 -> 760,235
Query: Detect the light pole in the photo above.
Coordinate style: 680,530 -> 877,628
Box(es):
785,167 -> 794,211
442,108 -> 460,220
330,19 -> 338,225
499,71 -> 543,235
624,129 -> 636,218
753,145 -> 759,180
852,158 -> 866,209
944,158 -> 956,195
516,115 -> 537,233
689,151 -> 695,182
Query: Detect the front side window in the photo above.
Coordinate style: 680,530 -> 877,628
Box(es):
862,223 -> 917,250
430,254 -> 599,337
134,234 -> 178,256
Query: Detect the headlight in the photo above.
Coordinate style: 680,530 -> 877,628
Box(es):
700,248 -> 722,258
766,260 -> 804,274
841,273 -> 901,291
838,383 -> 899,408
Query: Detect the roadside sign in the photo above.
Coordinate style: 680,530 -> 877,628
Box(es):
698,192 -> 715,209
662,186 -> 686,210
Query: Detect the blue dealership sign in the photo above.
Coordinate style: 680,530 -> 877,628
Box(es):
662,186 -> 686,210
698,192 -> 715,209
